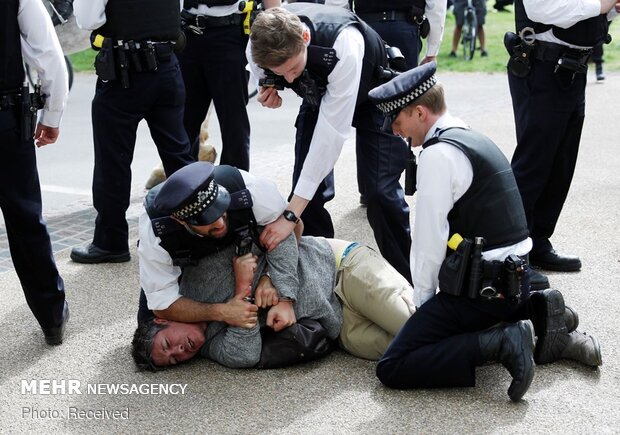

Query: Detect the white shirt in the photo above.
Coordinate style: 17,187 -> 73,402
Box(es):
74,0 -> 184,30
139,170 -> 287,311
186,0 -> 244,17
424,0 -> 447,57
411,113 -> 532,308
523,0 -> 618,48
18,0 -> 69,128
247,25 -> 364,200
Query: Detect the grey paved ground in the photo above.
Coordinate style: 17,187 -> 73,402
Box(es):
1,70 -> 619,434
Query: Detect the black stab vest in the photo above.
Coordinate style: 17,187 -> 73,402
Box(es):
98,0 -> 180,41
515,0 -> 609,47
353,0 -> 425,14
283,3 -> 387,106
423,128 -> 529,250
0,0 -> 24,92
145,166 -> 258,266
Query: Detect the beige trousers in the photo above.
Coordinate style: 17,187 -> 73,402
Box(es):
334,246 -> 415,360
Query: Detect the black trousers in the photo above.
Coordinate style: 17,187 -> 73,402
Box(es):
0,108 -> 65,329
377,275 -> 531,389
91,55 -> 194,252
361,18 -> 422,70
292,99 -> 412,283
178,25 -> 250,170
508,59 -> 586,255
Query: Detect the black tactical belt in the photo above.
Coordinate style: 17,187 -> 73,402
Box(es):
535,41 -> 592,65
358,10 -> 410,22
0,92 -> 20,111
182,11 -> 243,29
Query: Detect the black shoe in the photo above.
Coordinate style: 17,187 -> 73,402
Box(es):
478,320 -> 536,401
529,289 -> 567,364
596,63 -> 605,81
42,301 -> 69,345
529,269 -> 550,290
448,51 -> 457,58
529,249 -> 581,272
359,194 -> 368,207
481,50 -> 489,57
70,243 -> 130,264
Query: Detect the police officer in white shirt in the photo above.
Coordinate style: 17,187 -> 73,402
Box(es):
369,62 -> 601,402
507,0 -> 619,284
0,0 -> 69,344
248,4 -> 413,284
137,162 -> 287,328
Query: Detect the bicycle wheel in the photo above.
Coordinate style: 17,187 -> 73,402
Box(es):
462,9 -> 477,61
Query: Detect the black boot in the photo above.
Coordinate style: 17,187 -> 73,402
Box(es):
529,289 -> 568,364
561,330 -> 602,367
478,320 -> 536,401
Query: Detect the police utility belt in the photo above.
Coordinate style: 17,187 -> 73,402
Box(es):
181,9 -> 244,34
0,84 -> 45,141
357,8 -> 430,39
438,235 -> 526,302
505,28 -> 592,79
92,35 -> 176,89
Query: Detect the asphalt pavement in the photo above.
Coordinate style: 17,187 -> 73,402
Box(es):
0,70 -> 619,434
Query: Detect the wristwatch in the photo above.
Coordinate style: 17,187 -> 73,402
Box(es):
282,209 -> 300,224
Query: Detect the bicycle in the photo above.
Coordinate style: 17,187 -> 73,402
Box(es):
461,0 -> 478,61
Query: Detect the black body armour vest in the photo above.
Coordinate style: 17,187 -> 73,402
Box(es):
353,0 -> 425,14
0,0 -> 24,93
183,0 -> 237,8
145,166 -> 258,267
423,128 -> 529,250
98,0 -> 180,41
281,3 -> 388,107
515,0 -> 609,47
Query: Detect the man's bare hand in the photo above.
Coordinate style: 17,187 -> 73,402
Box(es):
222,293 -> 259,328
255,274 -> 279,308
266,301 -> 296,332
420,55 -> 436,66
233,253 -> 258,293
34,123 -> 59,147
257,86 -> 282,108
259,215 -> 296,252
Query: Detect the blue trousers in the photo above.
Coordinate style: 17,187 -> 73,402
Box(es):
178,25 -> 250,170
292,99 -> 412,283
508,59 -> 586,255
361,18 -> 422,69
377,272 -> 531,389
0,107 -> 65,329
91,55 -> 194,252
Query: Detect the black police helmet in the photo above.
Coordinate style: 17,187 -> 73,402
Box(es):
152,162 -> 231,226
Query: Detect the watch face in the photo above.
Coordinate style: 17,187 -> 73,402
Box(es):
283,210 -> 298,223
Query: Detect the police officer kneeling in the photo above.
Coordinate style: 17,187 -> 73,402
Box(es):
137,161 -> 287,326
369,62 -> 602,401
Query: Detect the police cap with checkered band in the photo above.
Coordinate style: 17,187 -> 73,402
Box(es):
368,61 -> 438,131
152,162 -> 231,226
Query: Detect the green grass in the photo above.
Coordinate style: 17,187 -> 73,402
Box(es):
432,2 -> 620,72
69,3 -> 620,74
68,49 -> 96,72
